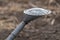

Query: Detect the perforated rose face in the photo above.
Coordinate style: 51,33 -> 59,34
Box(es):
24,8 -> 51,16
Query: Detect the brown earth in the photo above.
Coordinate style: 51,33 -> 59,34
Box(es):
0,0 -> 60,40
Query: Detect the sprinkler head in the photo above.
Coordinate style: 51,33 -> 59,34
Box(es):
24,8 -> 51,16
23,8 -> 51,24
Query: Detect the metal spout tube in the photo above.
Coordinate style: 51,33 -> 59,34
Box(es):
5,21 -> 26,40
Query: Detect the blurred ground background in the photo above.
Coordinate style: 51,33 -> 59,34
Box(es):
0,0 -> 60,40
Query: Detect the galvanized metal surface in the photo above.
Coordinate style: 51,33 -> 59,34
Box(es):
24,8 -> 51,16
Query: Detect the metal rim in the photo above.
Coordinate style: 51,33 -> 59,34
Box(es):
24,8 -> 51,16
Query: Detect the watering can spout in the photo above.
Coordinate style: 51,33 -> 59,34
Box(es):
5,8 -> 52,40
